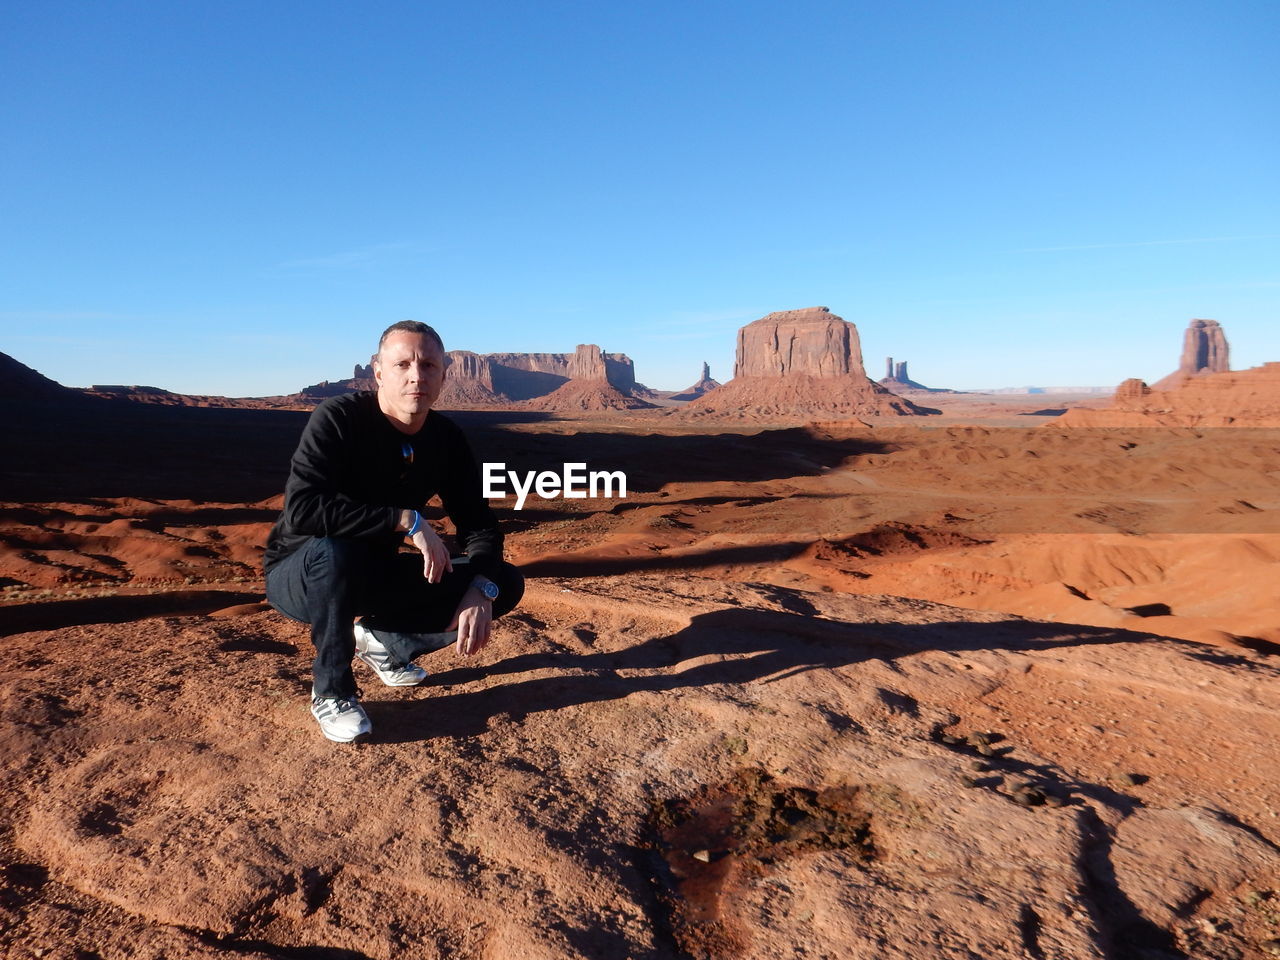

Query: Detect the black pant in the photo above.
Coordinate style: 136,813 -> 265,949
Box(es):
265,537 -> 524,698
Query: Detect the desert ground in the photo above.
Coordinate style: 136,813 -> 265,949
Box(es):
2,393 -> 1278,960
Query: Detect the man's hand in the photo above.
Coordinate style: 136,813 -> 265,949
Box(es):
411,526 -> 453,583
448,586 -> 492,656
401,509 -> 452,583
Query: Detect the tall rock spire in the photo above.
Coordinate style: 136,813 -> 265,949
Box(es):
1181,319 -> 1230,375
1153,319 -> 1230,389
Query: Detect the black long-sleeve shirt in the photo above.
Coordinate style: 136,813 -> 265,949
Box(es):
263,393 -> 502,577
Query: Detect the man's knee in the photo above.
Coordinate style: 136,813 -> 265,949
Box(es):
267,537 -> 378,618
298,537 -> 387,595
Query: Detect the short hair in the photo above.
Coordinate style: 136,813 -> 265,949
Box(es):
376,321 -> 444,356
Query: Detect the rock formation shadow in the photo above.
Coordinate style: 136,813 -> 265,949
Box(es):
521,540 -> 813,577
370,609 -> 1141,745
2,399 -> 891,501
465,422 -> 892,492
0,590 -> 264,635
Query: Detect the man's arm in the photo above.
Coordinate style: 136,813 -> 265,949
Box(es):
281,399 -> 397,540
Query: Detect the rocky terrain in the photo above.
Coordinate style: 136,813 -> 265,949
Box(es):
4,361 -> 1280,958
6,572 -> 1279,960
3,327 -> 1280,959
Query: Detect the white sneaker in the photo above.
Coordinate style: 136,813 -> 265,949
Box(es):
354,621 -> 428,686
310,690 -> 372,743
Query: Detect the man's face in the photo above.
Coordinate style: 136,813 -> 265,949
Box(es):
374,331 -> 447,424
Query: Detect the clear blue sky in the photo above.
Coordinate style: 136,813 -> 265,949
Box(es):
2,0 -> 1277,395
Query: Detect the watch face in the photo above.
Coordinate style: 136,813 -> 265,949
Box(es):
481,580 -> 499,600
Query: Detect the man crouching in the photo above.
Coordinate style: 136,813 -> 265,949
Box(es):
264,321 -> 523,742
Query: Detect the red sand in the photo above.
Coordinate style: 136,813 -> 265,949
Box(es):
2,394 -> 1279,959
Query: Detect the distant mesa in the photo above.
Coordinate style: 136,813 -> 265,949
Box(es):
678,307 -> 940,420
0,352 -> 192,409
1057,319 -> 1279,426
0,352 -> 285,414
0,351 -> 87,403
482,352 -> 575,401
301,343 -> 654,411
1152,318 -> 1230,390
668,362 -> 721,402
299,362 -> 375,399
981,386 -> 1115,396
877,357 -> 957,395
435,351 -> 504,407
88,384 -> 184,403
91,384 -> 172,395
82,383 -> 304,409
521,345 -> 655,411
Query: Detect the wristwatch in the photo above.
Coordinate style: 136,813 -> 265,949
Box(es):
472,576 -> 499,601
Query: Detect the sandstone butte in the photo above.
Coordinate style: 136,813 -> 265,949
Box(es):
1152,318 -> 1231,390
678,307 -> 939,420
877,358 -> 955,395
